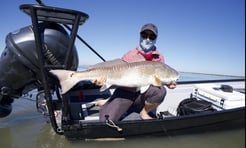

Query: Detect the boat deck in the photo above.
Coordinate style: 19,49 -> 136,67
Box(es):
65,80 -> 245,122
158,81 -> 245,115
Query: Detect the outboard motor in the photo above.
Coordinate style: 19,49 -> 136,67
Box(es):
0,22 -> 79,117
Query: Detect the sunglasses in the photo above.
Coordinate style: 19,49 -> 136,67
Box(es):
141,32 -> 157,40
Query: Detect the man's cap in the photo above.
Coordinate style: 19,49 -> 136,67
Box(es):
140,23 -> 158,36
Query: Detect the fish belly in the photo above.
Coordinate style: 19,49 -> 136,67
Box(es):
106,76 -> 151,88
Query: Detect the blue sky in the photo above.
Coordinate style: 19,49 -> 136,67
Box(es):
0,0 -> 245,76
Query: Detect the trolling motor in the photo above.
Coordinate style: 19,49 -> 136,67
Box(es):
0,22 -> 79,117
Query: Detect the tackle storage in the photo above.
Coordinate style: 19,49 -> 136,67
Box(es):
192,84 -> 245,110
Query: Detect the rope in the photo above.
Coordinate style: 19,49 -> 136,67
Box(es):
105,119 -> 123,132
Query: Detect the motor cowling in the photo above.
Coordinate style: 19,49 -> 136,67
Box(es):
0,22 -> 79,117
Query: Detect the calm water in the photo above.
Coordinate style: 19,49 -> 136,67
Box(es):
0,72 -> 245,148
178,72 -> 244,81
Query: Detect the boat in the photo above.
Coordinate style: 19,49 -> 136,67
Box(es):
0,2 -> 245,141
45,78 -> 243,140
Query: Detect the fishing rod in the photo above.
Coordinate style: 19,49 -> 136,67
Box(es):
36,0 -> 106,62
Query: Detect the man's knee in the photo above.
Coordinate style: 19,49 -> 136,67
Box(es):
145,85 -> 166,104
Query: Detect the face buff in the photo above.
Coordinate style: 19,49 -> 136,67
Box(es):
139,38 -> 156,53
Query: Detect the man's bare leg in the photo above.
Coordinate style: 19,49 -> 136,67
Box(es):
140,101 -> 159,120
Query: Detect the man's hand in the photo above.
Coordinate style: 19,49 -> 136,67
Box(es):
92,76 -> 106,86
167,82 -> 176,89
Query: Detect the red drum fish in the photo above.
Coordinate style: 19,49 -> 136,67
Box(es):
50,61 -> 179,94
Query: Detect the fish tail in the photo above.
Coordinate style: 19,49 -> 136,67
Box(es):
49,70 -> 80,94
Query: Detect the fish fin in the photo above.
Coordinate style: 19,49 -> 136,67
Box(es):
152,75 -> 162,86
50,69 -> 80,94
140,85 -> 150,93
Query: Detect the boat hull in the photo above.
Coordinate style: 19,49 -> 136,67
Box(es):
62,107 -> 245,140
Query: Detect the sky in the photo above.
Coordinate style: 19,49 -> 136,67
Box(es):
0,0 -> 245,76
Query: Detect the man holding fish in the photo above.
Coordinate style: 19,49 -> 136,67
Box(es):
50,23 -> 178,121
96,23 -> 177,121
